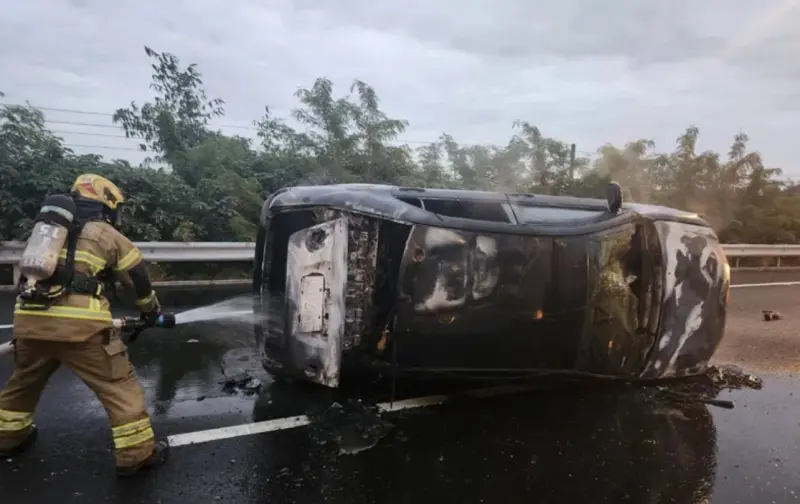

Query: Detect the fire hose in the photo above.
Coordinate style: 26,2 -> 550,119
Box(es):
0,313 -> 176,358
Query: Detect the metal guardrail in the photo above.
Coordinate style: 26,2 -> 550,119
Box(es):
0,241 -> 255,291
2,241 -> 800,263
721,244 -> 800,257
3,241 -> 800,264
0,241 -> 255,264
1,241 -> 799,291
721,244 -> 800,269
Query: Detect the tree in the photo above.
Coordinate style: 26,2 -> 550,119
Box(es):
0,103 -> 82,240
112,46 -> 225,168
3,45 -> 798,255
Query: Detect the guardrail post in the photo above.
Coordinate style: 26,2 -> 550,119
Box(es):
777,257 -> 782,268
12,265 -> 20,286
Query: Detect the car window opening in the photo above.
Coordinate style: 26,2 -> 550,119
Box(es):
421,199 -> 512,223
514,205 -> 606,224
395,196 -> 424,209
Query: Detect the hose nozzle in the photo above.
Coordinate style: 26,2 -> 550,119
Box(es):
116,312 -> 176,342
156,313 -> 176,329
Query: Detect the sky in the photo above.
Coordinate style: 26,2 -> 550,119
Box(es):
1,0 -> 799,176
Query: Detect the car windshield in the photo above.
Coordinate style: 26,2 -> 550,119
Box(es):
512,205 -> 606,224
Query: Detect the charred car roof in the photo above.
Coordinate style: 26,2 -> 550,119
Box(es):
265,183 -> 711,236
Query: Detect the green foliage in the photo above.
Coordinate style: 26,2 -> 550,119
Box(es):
112,46 -> 225,166
2,44 -> 799,259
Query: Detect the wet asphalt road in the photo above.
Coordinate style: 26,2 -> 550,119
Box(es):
0,271 -> 799,503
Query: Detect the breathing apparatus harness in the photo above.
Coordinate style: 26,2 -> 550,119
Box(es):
18,196 -> 117,311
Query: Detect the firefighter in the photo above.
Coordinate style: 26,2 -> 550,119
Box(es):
0,173 -> 170,477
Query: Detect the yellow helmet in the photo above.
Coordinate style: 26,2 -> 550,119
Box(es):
71,173 -> 125,210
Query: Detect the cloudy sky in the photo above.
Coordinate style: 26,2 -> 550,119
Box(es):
1,0 -> 799,175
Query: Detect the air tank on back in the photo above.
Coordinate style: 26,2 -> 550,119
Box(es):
19,194 -> 77,286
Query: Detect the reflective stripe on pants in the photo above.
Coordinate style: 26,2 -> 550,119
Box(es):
112,418 -> 155,450
0,409 -> 34,432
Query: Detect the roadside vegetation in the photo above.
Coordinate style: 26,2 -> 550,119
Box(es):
1,47 -> 796,279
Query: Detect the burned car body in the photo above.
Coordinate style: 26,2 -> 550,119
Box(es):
253,184 -> 730,388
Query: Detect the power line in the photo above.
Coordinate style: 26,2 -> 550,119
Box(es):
51,130 -> 128,139
46,119 -> 123,130
3,101 -> 598,154
63,143 -> 143,152
50,125 -> 596,156
43,120 -> 436,145
5,103 -> 303,133
47,125 -> 597,156
21,105 -> 111,117
42,118 -> 441,145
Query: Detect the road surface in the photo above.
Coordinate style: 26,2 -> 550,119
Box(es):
0,272 -> 798,503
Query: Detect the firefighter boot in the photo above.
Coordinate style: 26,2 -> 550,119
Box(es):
116,439 -> 171,477
0,426 -> 38,458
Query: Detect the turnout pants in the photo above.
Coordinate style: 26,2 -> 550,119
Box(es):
0,330 -> 156,468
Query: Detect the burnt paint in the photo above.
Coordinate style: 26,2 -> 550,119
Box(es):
384,218 -> 726,379
253,209 -> 318,375
307,208 -> 380,351
391,225 -> 590,370
641,221 -> 730,378
281,217 -> 348,387
255,189 -> 728,384
306,228 -> 328,252
256,209 -> 382,382
573,222 -> 668,376
388,222 -> 672,375
342,214 -> 379,350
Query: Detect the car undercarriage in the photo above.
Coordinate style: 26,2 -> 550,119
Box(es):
253,184 -> 730,388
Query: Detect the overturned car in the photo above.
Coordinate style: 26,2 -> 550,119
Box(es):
252,183 -> 730,388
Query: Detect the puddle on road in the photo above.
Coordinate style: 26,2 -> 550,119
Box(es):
309,399 -> 396,456
151,394 -> 255,420
110,312 -> 788,504
129,319 -> 269,419
262,386 -> 721,501
249,364 -> 779,504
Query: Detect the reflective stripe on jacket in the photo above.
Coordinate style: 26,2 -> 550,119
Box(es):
13,220 -> 150,342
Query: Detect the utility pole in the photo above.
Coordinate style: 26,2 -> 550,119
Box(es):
569,143 -> 576,180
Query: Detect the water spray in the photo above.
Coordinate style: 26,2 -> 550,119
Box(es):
174,308 -> 253,325
170,295 -> 261,325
